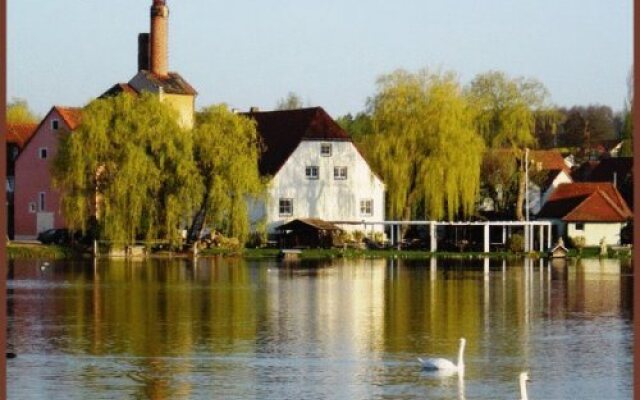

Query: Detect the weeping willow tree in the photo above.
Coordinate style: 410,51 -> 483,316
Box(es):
52,93 -> 203,245
368,69 -> 485,222
192,105 -> 264,244
466,71 -> 549,220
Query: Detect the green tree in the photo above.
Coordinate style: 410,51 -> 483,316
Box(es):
193,105 -> 264,244
467,71 -> 549,220
53,93 -> 203,246
7,98 -> 39,124
368,69 -> 484,222
275,92 -> 304,110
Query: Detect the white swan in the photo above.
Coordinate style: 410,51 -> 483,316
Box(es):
418,338 -> 466,374
519,371 -> 531,400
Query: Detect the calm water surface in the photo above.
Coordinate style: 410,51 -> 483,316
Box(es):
7,257 -> 633,399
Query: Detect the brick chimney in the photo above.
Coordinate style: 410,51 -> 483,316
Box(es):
150,0 -> 169,76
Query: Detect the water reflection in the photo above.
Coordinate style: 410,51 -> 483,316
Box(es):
7,256 -> 632,399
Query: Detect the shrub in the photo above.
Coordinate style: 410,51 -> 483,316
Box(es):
507,233 -> 524,253
352,230 -> 365,243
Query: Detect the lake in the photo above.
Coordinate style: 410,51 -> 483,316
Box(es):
7,256 -> 633,399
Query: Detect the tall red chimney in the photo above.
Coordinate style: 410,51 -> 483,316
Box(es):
150,0 -> 169,76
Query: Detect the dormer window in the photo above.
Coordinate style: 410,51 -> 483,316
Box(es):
321,143 -> 332,157
51,119 -> 59,130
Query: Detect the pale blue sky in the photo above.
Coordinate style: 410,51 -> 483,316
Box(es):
8,0 -> 632,118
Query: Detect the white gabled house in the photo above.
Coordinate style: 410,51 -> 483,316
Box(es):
537,182 -> 632,246
246,107 -> 385,235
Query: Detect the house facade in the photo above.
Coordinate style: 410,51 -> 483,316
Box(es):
528,150 -> 573,216
246,108 -> 385,234
14,107 -> 82,240
6,123 -> 38,239
537,182 -> 632,246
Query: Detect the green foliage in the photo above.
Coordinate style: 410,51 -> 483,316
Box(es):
352,230 -> 365,243
7,98 -> 39,124
467,71 -> 549,220
481,149 -> 518,215
193,105 -> 264,245
53,93 -> 203,246
507,233 -> 524,253
568,236 -> 586,256
368,69 -> 485,221
466,71 -> 547,148
275,92 -> 304,110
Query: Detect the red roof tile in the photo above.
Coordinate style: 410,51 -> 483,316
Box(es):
243,107 -> 351,176
537,182 -> 632,222
6,123 -> 38,148
530,150 -> 569,172
54,106 -> 83,130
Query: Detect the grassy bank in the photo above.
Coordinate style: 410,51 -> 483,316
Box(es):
8,242 -> 78,260
8,242 -> 632,261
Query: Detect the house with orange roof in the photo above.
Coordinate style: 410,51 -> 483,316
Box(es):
13,106 -> 82,240
537,182 -> 632,246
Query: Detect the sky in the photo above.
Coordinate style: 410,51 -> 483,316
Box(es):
7,0 -> 633,119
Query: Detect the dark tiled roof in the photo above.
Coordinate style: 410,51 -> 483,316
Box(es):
537,182 -> 632,222
243,107 -> 351,176
587,157 -> 632,182
99,83 -> 139,98
571,160 -> 600,182
6,123 -> 38,148
277,218 -> 343,231
133,70 -> 198,95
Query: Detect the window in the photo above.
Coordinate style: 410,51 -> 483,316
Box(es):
360,199 -> 373,216
39,192 -> 46,212
575,222 -> 585,231
28,202 -> 36,213
321,143 -> 332,157
305,166 -> 319,180
39,148 -> 48,159
51,119 -> 59,130
279,198 -> 293,216
334,166 -> 347,180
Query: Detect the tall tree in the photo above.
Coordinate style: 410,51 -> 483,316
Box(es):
7,98 -> 39,124
368,69 -> 484,221
560,105 -> 616,148
192,105 -> 264,244
466,71 -> 549,220
275,92 -> 304,110
53,93 -> 203,245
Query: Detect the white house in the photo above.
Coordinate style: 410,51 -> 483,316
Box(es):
528,150 -> 573,216
245,107 -> 385,235
537,182 -> 632,246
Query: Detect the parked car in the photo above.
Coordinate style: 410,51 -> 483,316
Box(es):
37,229 -> 71,245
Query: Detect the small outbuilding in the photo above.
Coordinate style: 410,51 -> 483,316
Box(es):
276,218 -> 343,248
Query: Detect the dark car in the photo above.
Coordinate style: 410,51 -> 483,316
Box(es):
37,229 -> 71,245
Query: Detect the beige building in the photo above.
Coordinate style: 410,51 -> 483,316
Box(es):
101,0 -> 197,129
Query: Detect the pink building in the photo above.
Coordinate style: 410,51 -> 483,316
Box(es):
14,106 -> 82,240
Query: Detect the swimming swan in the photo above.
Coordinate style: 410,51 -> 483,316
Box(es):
519,371 -> 531,400
418,338 -> 466,374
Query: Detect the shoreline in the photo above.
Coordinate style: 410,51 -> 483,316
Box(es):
8,242 -> 632,261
